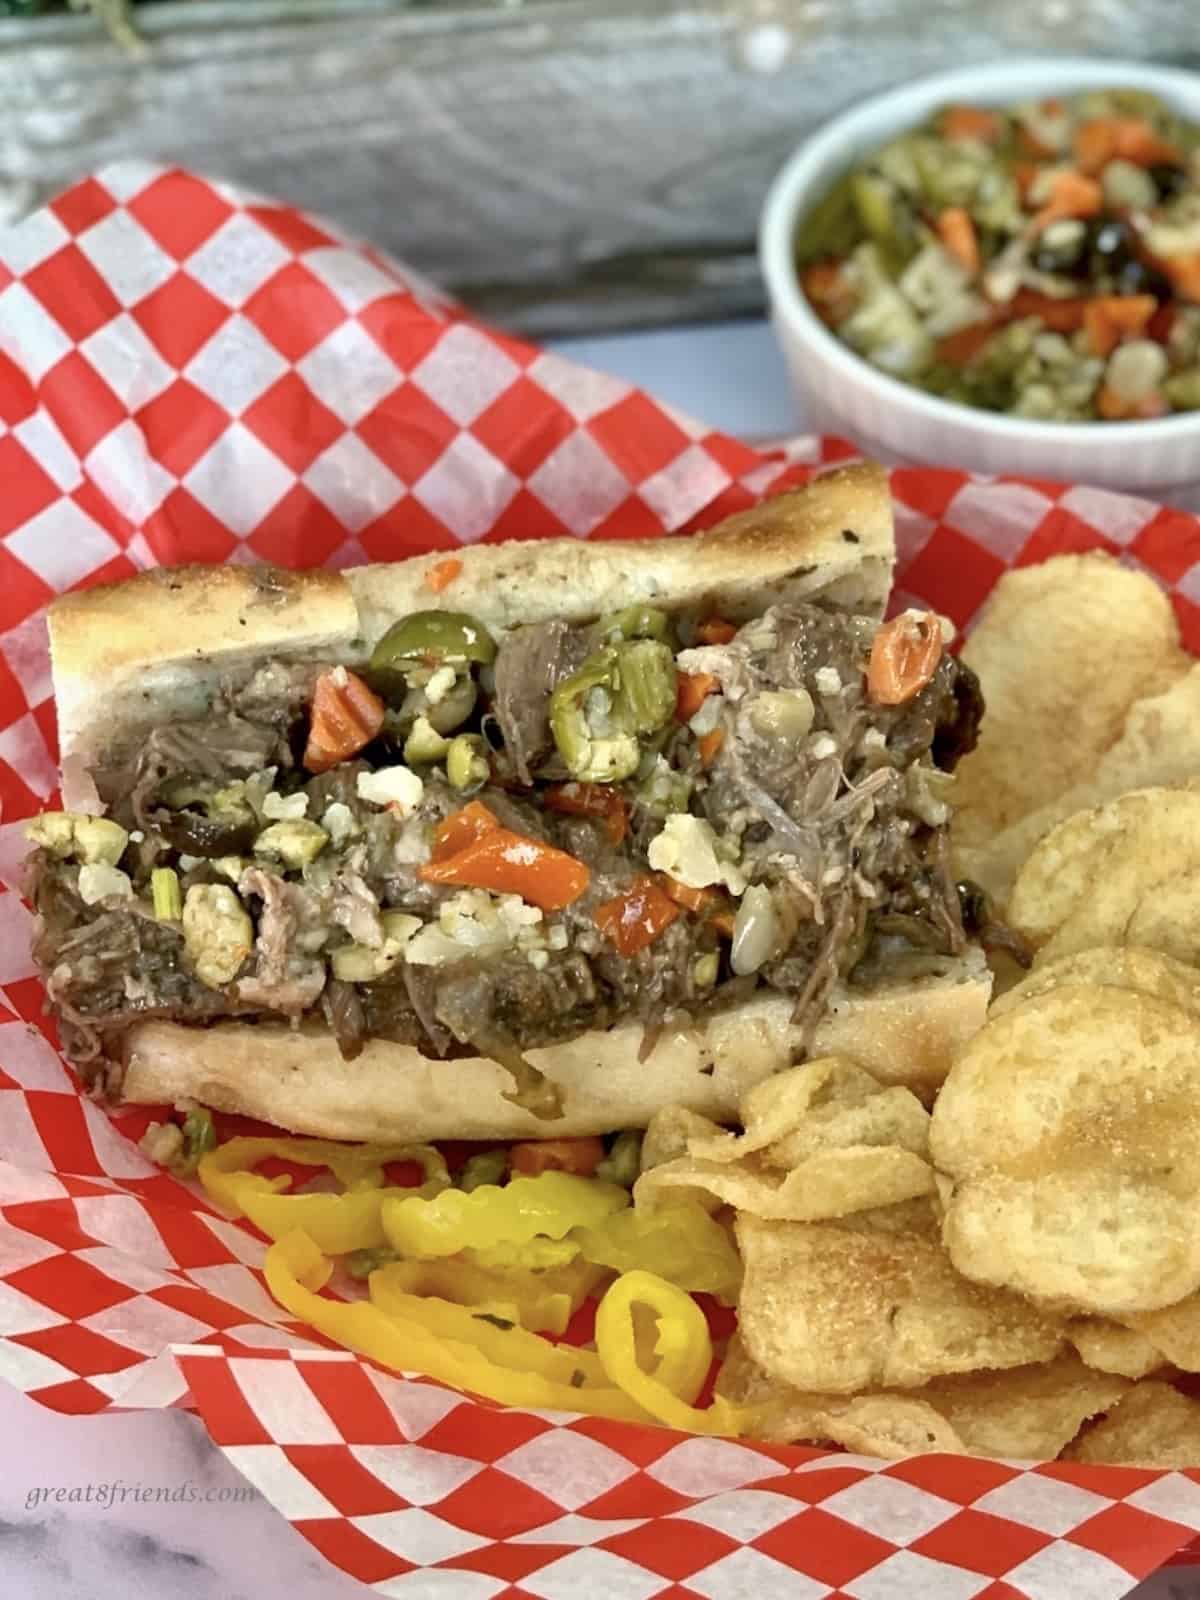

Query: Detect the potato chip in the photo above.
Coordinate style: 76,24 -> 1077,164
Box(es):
735,1200 -> 1065,1395
640,1106 -> 723,1173
959,670 -> 1200,909
1068,1319 -> 1164,1381
720,1335 -> 1119,1459
714,1335 -> 967,1456
988,946 -> 1200,1023
635,1058 -> 935,1222
951,553 -> 1185,852
636,1145 -> 934,1222
933,985 -> 1200,1316
1126,1289 -> 1200,1373
1064,1380 -> 1200,1466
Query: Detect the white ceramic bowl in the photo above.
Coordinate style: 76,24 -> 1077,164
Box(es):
759,58 -> 1200,502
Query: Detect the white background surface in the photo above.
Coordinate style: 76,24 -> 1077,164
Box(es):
1,320 -> 1195,1600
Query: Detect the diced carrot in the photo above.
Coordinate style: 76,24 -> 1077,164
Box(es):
1031,171 -> 1103,233
1082,294 -> 1157,357
510,1137 -> 605,1178
696,616 -> 739,646
1017,125 -> 1056,160
937,208 -> 981,275
420,825 -> 590,910
660,877 -> 719,915
426,557 -> 462,593
544,782 -> 628,845
1163,252 -> 1200,304
1147,302 -> 1178,344
302,669 -> 385,773
1075,117 -> 1182,174
1013,162 -> 1042,203
867,612 -> 943,706
801,260 -> 855,325
676,671 -> 720,722
936,318 -> 999,366
1008,289 -> 1088,333
593,876 -> 681,957
940,104 -> 1003,144
1096,384 -> 1169,421
698,728 -> 725,768
431,799 -> 499,862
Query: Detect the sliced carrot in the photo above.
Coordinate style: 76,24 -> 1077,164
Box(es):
1075,117 -> 1182,174
593,876 -> 681,957
867,613 -> 943,707
1017,125 -> 1056,160
544,781 -> 628,845
431,799 -> 499,862
696,616 -> 739,646
936,208 -> 981,275
801,260 -> 855,326
1163,252 -> 1200,304
1013,162 -> 1042,203
940,104 -> 1003,144
676,671 -> 720,722
1082,294 -> 1157,358
1096,384 -> 1169,421
303,669 -> 385,773
420,826 -> 590,911
510,1137 -> 605,1178
698,728 -> 725,769
1147,302 -> 1178,344
1008,289 -> 1088,333
1031,171 -> 1103,233
426,557 -> 462,593
936,318 -> 999,366
659,877 -> 719,915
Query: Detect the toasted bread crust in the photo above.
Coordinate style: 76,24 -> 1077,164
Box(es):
120,957 -> 991,1140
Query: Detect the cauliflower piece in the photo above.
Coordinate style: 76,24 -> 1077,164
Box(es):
182,885 -> 254,987
77,863 -> 133,904
25,811 -> 129,865
254,820 -> 329,868
357,765 -> 424,816
262,790 -> 309,821
647,814 -> 746,895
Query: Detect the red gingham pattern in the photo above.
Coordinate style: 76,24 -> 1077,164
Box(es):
3,165 -> 1200,1597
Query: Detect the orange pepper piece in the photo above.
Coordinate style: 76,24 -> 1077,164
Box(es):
303,669 -> 385,774
867,613 -> 943,707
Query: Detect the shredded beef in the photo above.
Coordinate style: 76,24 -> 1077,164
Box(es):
33,596 -> 984,1083
492,621 -> 591,784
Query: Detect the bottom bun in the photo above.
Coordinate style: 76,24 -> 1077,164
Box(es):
121,953 -> 991,1141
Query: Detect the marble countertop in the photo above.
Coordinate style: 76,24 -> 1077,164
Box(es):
2,320 -> 1196,1600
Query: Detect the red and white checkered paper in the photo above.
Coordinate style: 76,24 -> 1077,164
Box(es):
4,164 -> 1200,1600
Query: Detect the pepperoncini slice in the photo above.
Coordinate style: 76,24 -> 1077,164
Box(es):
198,1138 -> 450,1255
594,1269 -> 746,1436
380,1171 -> 628,1260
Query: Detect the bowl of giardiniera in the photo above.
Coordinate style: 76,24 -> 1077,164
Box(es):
759,58 -> 1200,501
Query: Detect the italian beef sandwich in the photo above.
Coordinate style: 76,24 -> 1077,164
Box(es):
25,463 -> 991,1140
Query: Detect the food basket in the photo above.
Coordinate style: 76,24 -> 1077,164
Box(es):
2,165 -> 1200,1598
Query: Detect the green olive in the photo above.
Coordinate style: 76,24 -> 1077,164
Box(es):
424,672 -> 478,734
447,733 -> 490,792
599,604 -> 672,644
370,611 -> 496,673
550,648 -> 639,783
404,715 -> 451,765
594,1131 -> 643,1189
458,1150 -> 509,1192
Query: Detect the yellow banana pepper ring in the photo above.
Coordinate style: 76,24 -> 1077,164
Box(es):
381,1171 -> 627,1260
377,1256 -> 608,1336
574,1202 -> 742,1304
263,1231 -> 654,1425
594,1269 -> 747,1436
199,1138 -> 449,1255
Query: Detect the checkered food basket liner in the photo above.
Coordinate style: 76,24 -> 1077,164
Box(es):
3,165 -> 1200,1600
